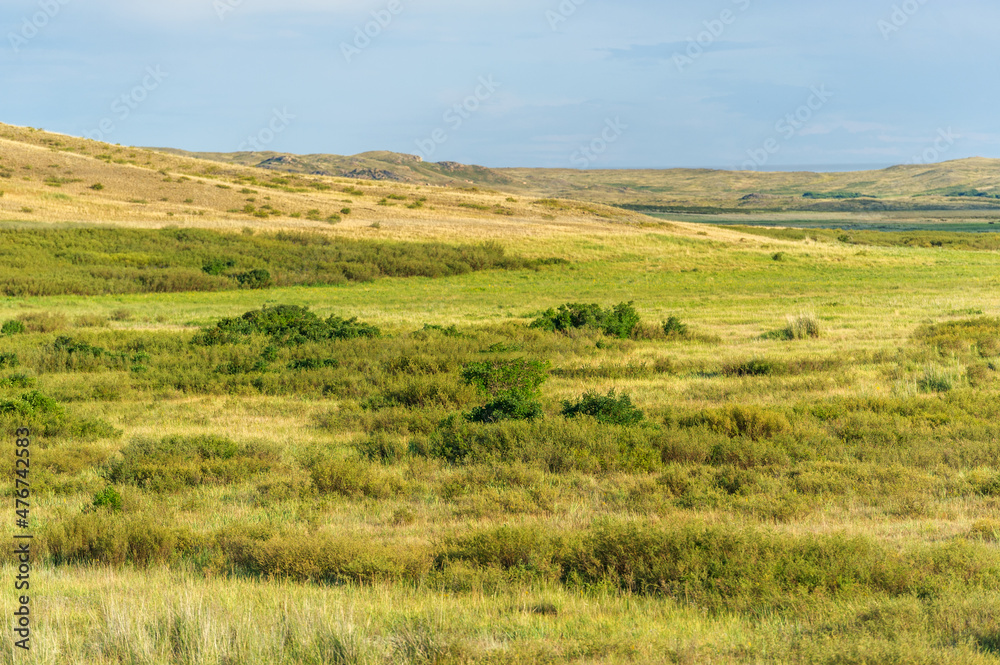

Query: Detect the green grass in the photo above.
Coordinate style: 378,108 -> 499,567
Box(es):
4,221 -> 1000,663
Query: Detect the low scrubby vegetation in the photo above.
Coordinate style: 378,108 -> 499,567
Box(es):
0,229 -> 549,296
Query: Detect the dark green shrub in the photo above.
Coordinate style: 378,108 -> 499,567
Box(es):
91,487 -> 123,512
662,316 -> 689,338
0,374 -> 34,389
722,358 -> 782,377
1,320 -> 25,335
468,395 -> 543,424
460,358 -> 548,423
194,305 -> 380,346
288,357 -> 339,370
561,390 -> 644,426
236,268 -> 272,289
201,258 -> 235,275
531,302 -> 641,339
0,391 -> 62,417
0,352 -> 18,369
460,359 -> 548,398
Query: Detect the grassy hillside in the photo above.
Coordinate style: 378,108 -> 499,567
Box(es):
0,123 -> 647,240
4,125 -> 1000,664
160,140 -> 1000,213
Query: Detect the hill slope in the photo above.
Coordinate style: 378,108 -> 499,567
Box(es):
163,144 -> 1000,213
0,123 -> 649,241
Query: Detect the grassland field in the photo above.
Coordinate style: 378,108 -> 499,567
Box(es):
2,125 -> 1000,664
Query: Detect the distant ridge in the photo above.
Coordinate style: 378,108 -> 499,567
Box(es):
155,146 -> 1000,212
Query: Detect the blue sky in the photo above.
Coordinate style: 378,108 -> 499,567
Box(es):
2,0 -> 998,169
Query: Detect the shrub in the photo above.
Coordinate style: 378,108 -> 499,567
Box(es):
236,268 -> 272,289
681,405 -> 791,440
89,183 -> 104,190
460,359 -> 548,398
561,390 -> 644,426
194,305 -> 380,346
0,391 -> 62,417
460,359 -> 548,423
915,317 -> 1000,355
102,435 -> 277,491
91,486 -> 123,512
1,320 -> 25,335
201,258 -> 235,275
722,358 -> 782,377
288,358 -> 339,371
785,313 -> 821,339
309,457 -> 404,498
45,513 -> 183,567
0,352 -> 19,369
531,302 -> 641,338
662,316 -> 689,338
467,395 -> 543,424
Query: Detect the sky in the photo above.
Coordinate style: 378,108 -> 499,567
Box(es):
2,0 -> 998,170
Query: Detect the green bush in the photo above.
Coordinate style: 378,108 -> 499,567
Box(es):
0,352 -> 18,369
468,395 -> 543,424
235,268 -> 272,289
531,302 -> 641,339
201,258 -> 235,275
460,358 -> 548,423
722,358 -> 782,377
662,316 -> 689,338
91,486 -> 123,512
1,320 -> 25,335
194,305 -> 380,346
561,390 -> 644,426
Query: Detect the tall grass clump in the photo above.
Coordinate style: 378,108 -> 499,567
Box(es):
785,313 -> 822,339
